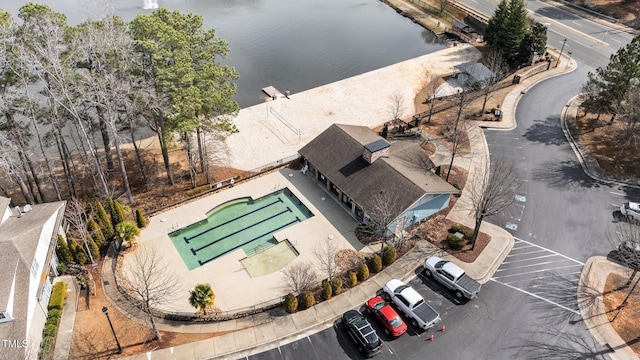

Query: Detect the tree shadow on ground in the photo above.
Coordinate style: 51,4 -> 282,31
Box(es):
531,160 -> 608,189
509,328 -> 612,360
522,116 -> 568,146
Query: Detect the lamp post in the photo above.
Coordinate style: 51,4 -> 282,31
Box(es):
556,38 -> 567,68
102,306 -> 122,354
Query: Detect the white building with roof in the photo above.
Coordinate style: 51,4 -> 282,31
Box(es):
0,197 -> 66,359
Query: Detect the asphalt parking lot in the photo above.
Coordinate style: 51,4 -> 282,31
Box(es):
246,273 -> 474,360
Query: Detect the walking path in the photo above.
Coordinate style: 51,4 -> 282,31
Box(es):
52,276 -> 77,360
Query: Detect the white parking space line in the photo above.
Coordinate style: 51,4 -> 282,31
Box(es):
491,278 -> 580,315
501,254 -> 563,264
495,259 -> 574,271
571,21 -> 583,27
610,192 -> 626,196
513,238 -> 585,265
492,264 -> 583,279
506,249 -> 549,257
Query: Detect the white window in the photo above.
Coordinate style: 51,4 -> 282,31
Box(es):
31,259 -> 39,279
42,280 -> 53,305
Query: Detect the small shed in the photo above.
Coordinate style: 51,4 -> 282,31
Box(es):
454,62 -> 495,87
453,21 -> 472,34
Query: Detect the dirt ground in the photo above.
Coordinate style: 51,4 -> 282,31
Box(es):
602,272 -> 640,356
566,110 -> 640,178
561,0 -> 640,29
68,259 -> 225,359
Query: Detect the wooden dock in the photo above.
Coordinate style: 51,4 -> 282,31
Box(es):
262,86 -> 283,99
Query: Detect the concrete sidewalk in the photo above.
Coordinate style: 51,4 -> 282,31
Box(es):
579,257 -> 639,360
52,276 -> 78,360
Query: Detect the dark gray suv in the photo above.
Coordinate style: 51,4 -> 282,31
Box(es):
341,310 -> 383,357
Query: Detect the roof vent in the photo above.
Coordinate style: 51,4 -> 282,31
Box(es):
0,311 -> 14,324
15,206 -> 21,218
23,204 -> 32,213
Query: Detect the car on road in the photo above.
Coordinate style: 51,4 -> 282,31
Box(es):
615,202 -> 640,224
382,279 -> 440,330
423,256 -> 482,300
365,296 -> 407,338
341,310 -> 383,357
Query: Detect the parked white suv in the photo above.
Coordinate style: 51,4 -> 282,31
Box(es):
620,202 -> 640,223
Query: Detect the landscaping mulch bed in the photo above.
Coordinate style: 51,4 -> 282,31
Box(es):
602,272 -> 640,356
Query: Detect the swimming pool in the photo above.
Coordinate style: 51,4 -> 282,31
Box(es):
169,188 -> 313,270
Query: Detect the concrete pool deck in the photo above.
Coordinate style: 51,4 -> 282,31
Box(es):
129,168 -> 378,313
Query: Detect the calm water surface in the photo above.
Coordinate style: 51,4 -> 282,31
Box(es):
1,0 -> 446,108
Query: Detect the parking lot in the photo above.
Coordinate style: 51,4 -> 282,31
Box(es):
247,273 -> 475,360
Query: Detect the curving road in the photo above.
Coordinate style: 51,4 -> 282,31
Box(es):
244,2 -> 638,359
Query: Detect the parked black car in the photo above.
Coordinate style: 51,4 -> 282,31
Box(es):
341,310 -> 383,357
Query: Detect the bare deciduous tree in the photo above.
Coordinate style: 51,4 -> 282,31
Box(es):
65,197 -> 96,264
445,86 -> 474,182
280,261 -> 317,295
313,237 -> 342,281
469,158 -> 521,249
422,73 -> 444,123
479,49 -> 508,115
120,245 -> 180,340
367,190 -> 403,256
387,91 -> 405,132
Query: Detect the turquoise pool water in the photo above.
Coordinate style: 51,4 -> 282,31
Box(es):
169,188 -> 313,270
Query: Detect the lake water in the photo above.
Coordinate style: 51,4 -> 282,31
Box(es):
0,0 -> 446,108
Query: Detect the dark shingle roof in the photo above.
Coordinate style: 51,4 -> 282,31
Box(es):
299,124 -> 456,223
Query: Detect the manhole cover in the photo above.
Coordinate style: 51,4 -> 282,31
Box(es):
103,280 -> 110,285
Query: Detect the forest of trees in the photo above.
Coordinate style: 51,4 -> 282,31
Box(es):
0,4 -> 239,206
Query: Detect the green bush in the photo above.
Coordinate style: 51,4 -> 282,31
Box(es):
451,224 -> 474,239
321,280 -> 332,300
284,293 -> 298,314
45,317 -> 59,328
382,245 -> 397,266
299,290 -> 315,309
330,277 -> 343,295
48,309 -> 62,321
447,233 -> 466,250
47,282 -> 67,311
348,271 -> 358,287
39,335 -> 55,360
357,263 -> 370,281
56,263 -> 66,275
43,323 -> 58,337
55,235 -> 73,264
368,255 -> 382,273
135,209 -> 147,228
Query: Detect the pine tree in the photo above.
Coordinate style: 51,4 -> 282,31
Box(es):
484,0 -> 510,51
504,0 -> 529,62
74,244 -> 89,265
484,0 -> 529,63
135,209 -> 147,228
87,236 -> 100,260
95,201 -> 115,240
56,235 -> 73,264
587,35 -> 640,122
87,218 -> 106,247
108,197 -> 126,227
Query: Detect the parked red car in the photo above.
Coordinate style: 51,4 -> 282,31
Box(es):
365,296 -> 407,338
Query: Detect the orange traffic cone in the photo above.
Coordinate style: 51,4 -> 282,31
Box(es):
429,334 -> 434,341
440,325 -> 446,333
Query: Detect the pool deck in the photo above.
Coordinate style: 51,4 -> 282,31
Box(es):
130,169 -> 377,313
